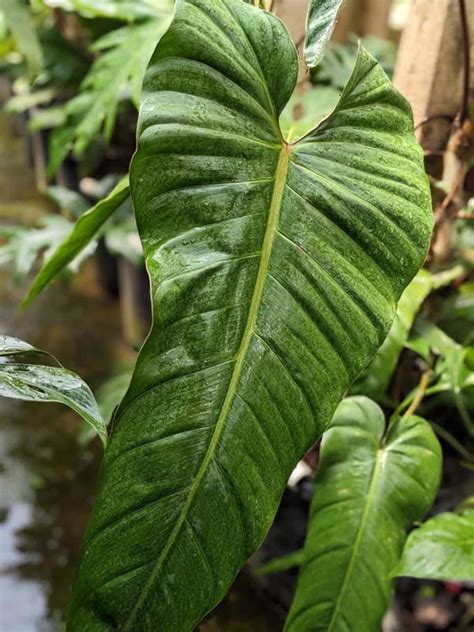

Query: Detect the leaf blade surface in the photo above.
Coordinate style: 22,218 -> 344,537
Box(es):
285,397 -> 442,632
67,2 -> 432,630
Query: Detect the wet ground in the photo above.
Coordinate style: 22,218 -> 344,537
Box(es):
0,112 -> 286,631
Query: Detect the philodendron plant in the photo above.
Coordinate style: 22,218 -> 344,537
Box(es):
64,0 -> 433,629
10,0 -> 447,630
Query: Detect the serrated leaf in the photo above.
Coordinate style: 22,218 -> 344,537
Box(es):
396,508 -> 474,581
351,270 -> 433,400
23,176 -> 130,306
0,352 -> 107,447
0,0 -> 43,78
305,0 -> 344,69
48,17 -> 171,174
285,397 -> 442,631
67,2 -> 432,630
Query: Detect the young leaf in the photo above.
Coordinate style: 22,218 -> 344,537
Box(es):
23,176 -> 130,306
285,397 -> 442,632
351,270 -> 433,400
0,0 -> 43,78
396,507 -> 474,581
0,340 -> 107,447
305,0 -> 344,69
68,2 -> 432,630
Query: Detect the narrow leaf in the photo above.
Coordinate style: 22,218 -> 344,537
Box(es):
257,549 -> 304,575
305,0 -> 344,69
285,397 -> 442,632
68,2 -> 432,630
23,176 -> 130,306
351,270 -> 433,400
396,508 -> 474,581
0,362 -> 107,446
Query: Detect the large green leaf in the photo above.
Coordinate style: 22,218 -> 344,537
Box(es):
23,176 -> 130,306
305,0 -> 344,68
396,507 -> 474,581
0,336 -> 107,446
68,1 -> 432,630
285,397 -> 442,631
351,270 -> 433,400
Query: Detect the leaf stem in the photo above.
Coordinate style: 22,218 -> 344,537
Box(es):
401,369 -> 432,419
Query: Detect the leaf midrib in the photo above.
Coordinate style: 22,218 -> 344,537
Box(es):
325,445 -> 385,632
123,143 -> 291,630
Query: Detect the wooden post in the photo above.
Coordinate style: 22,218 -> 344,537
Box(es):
394,0 -> 474,153
361,0 -> 392,39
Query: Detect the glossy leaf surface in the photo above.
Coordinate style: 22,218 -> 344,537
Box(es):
305,0 -> 344,68
396,508 -> 474,581
351,270 -> 432,400
285,397 -> 441,632
24,177 -> 130,306
68,1 -> 432,630
0,341 -> 106,447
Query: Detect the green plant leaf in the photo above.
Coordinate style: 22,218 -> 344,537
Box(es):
47,0 -> 172,21
0,216 -> 77,280
23,176 -> 130,306
404,319 -> 474,434
285,397 -> 442,632
0,334 -> 59,364
47,17 -> 171,174
0,0 -> 43,78
351,270 -> 433,400
396,507 -> 474,581
0,348 -> 107,447
257,549 -> 304,575
305,0 -> 344,68
68,2 -> 432,630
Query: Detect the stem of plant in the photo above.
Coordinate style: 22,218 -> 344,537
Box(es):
430,421 -> 474,462
401,369 -> 432,420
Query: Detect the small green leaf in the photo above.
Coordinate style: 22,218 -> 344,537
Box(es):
396,507 -> 474,581
285,397 -> 441,632
0,335 -> 59,364
23,176 -> 130,306
0,0 -> 43,79
0,356 -> 107,447
305,0 -> 344,69
257,549 -> 304,575
351,270 -> 433,400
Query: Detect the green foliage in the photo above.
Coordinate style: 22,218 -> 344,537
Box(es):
351,270 -> 433,400
404,319 -> 474,434
24,176 -> 130,305
0,0 -> 43,78
47,13 -> 172,175
280,86 -> 341,143
285,397 -> 441,631
0,335 -> 107,446
46,0 -> 171,21
305,0 -> 343,68
311,35 -> 397,89
396,503 -> 474,581
0,215 -> 83,279
66,1 -> 432,630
